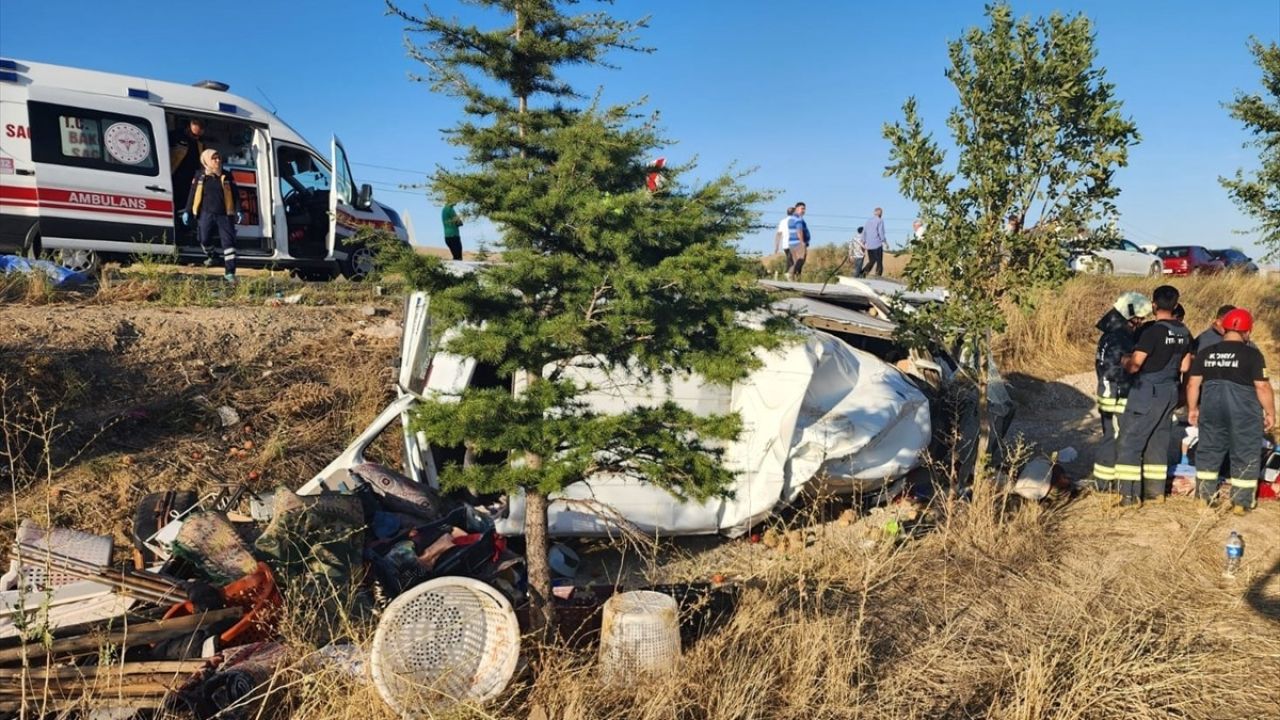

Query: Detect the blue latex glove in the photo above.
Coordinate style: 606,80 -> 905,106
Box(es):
181,211 -> 190,226
235,212 -> 244,224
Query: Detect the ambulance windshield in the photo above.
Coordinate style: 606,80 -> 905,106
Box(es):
277,145 -> 330,196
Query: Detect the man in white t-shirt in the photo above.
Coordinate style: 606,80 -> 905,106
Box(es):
774,206 -> 795,276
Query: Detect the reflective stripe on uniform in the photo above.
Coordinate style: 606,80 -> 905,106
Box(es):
1115,464 -> 1142,481
1196,470 -> 1220,481
1093,464 -> 1116,480
1143,464 -> 1168,479
1097,397 -> 1128,413
1228,478 -> 1258,490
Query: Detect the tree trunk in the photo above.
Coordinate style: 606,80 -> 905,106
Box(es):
520,365 -> 553,639
974,342 -> 993,482
523,487 -> 553,639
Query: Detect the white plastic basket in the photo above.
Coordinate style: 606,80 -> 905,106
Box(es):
12,519 -> 113,590
598,590 -> 681,683
370,576 -> 520,717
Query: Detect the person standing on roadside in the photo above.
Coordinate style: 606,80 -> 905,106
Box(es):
863,207 -> 887,277
775,206 -> 795,276
850,225 -> 866,278
170,117 -> 205,239
442,203 -> 464,260
1114,285 -> 1193,507
787,202 -> 809,281
183,149 -> 241,283
1092,292 -> 1152,493
1186,308 -> 1275,514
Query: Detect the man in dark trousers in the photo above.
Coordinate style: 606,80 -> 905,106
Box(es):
1092,291 -> 1151,493
183,149 -> 241,282
1186,308 -> 1275,514
1114,285 -> 1193,507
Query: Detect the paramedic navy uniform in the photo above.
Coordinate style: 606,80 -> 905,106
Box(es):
186,172 -> 240,275
1114,319 -> 1192,503
1191,341 -> 1268,508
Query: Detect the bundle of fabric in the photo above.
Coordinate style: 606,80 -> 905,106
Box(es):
253,487 -> 371,637
186,641 -> 292,720
350,462 -> 446,521
171,512 -> 258,584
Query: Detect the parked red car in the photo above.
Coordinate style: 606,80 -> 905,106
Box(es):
1154,246 -> 1225,276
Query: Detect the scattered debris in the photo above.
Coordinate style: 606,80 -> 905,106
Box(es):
370,577 -> 520,715
598,590 -> 681,683
216,406 -> 241,428
0,254 -> 91,288
355,318 -> 401,340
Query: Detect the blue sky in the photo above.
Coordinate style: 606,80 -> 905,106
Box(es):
2,1 -> 1277,258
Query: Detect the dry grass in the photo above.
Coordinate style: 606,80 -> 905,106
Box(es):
998,274 -> 1279,379
488,481 -> 1280,720
3,270 -> 1278,718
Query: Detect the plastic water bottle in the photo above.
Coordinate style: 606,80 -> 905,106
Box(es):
1224,531 -> 1244,577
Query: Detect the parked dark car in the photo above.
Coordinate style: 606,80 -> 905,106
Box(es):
1154,246 -> 1226,276
1208,248 -> 1259,274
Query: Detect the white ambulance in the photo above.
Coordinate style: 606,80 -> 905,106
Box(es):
0,58 -> 409,279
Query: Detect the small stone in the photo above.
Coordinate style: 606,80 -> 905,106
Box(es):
762,528 -> 781,549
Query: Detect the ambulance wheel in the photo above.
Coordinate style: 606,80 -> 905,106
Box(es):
1148,261 -> 1163,276
340,245 -> 377,282
53,248 -> 101,276
22,228 -> 42,259
1091,258 -> 1113,275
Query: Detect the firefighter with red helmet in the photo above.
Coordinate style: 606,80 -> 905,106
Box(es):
1186,308 -> 1276,514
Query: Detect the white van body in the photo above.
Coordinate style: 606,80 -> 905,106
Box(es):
0,59 -> 408,279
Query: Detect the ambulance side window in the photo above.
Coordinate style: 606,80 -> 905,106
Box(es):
28,101 -> 159,176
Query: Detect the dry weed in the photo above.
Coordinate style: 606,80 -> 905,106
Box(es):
999,274 -> 1278,379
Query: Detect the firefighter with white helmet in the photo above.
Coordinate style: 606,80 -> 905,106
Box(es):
1115,285 -> 1194,507
1092,291 -> 1152,492
1186,308 -> 1276,514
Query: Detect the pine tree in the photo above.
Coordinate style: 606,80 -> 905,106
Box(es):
386,0 -> 785,634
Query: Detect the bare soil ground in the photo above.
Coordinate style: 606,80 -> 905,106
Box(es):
1,270 -> 1278,719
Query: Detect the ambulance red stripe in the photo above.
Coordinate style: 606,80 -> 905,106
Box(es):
0,185 -> 173,218
0,186 -> 39,201
38,201 -> 171,219
38,188 -> 173,214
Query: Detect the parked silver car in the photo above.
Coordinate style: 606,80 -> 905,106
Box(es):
1070,238 -> 1164,276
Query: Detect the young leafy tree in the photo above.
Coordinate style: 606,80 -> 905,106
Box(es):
386,0 -> 783,633
1221,38 -> 1280,259
883,3 -> 1139,468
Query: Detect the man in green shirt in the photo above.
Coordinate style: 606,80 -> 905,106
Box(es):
442,204 -> 463,260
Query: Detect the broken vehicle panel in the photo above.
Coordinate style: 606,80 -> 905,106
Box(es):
300,275 -> 1012,537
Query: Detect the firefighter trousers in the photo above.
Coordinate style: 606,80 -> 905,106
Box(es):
1195,381 -> 1263,509
1116,382 -> 1177,502
1092,405 -> 1123,493
197,213 -> 237,275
